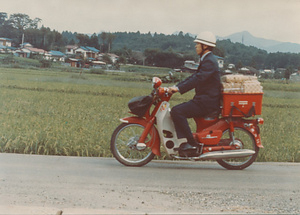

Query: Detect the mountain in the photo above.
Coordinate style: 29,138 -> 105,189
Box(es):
217,31 -> 300,53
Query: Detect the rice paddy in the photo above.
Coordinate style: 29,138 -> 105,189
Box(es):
0,67 -> 299,162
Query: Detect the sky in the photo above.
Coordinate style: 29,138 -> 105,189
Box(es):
1,0 -> 300,44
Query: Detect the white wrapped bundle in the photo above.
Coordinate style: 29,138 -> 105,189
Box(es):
221,75 -> 262,93
242,80 -> 263,93
222,82 -> 243,93
221,74 -> 257,83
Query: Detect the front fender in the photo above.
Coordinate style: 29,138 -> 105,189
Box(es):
120,117 -> 161,156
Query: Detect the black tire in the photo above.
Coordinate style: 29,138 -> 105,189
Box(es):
110,123 -> 155,167
217,127 -> 259,170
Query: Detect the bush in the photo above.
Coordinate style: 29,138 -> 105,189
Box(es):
90,68 -> 105,74
1,54 -> 15,64
39,59 -> 52,68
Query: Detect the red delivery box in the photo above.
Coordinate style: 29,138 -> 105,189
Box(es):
222,93 -> 263,117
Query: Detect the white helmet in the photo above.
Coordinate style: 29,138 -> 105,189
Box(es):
194,31 -> 216,47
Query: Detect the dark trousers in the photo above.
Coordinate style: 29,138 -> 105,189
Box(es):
170,100 -> 208,146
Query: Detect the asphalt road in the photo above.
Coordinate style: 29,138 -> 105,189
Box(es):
0,153 -> 299,215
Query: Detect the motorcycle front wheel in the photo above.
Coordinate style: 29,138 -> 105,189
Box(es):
110,123 -> 155,167
217,127 -> 259,170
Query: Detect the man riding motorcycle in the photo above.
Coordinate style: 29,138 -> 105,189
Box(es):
168,31 -> 221,153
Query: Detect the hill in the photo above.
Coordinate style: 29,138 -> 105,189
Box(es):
217,31 -> 300,53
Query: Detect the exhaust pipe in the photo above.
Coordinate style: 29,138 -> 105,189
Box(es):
173,149 -> 255,161
197,149 -> 255,160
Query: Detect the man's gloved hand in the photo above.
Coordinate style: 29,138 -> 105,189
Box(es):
168,86 -> 179,95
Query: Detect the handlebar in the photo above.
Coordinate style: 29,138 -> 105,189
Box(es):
156,87 -> 172,99
151,77 -> 173,101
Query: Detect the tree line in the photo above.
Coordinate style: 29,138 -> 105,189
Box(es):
1,12 -> 300,71
216,40 -> 300,70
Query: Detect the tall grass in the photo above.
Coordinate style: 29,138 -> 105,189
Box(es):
261,79 -> 300,92
0,68 -> 150,157
0,67 -> 299,162
0,88 -> 127,156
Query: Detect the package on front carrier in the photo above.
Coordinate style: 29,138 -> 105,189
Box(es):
221,75 -> 263,117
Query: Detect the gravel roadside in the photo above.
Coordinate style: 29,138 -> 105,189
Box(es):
0,154 -> 299,214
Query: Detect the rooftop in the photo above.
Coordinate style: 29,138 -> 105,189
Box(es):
0,37 -> 12,41
79,46 -> 99,52
48,50 -> 66,57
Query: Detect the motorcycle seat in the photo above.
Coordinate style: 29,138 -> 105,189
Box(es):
204,110 -> 220,120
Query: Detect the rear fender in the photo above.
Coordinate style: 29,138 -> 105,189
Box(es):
120,117 -> 161,156
233,119 -> 263,148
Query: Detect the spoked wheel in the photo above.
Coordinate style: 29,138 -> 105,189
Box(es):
110,123 -> 155,167
217,127 -> 259,170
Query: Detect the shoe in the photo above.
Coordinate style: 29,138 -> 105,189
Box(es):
180,143 -> 197,151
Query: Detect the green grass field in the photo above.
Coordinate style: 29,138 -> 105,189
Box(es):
0,67 -> 299,162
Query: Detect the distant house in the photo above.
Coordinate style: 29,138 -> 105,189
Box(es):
98,53 -> 119,64
0,44 -> 16,53
65,45 -> 78,55
0,38 -> 15,53
107,53 -> 119,63
290,71 -> 300,81
90,60 -> 106,68
47,50 -> 66,62
14,47 -> 47,58
25,47 -> 47,55
0,38 -> 12,47
74,46 -> 99,59
65,58 -> 82,68
14,49 -> 28,58
20,43 -> 33,48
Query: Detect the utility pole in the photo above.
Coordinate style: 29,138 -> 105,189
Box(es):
21,33 -> 24,48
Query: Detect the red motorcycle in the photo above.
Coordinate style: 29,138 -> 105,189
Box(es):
111,77 -> 264,170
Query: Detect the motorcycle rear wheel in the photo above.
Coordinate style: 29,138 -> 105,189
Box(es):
110,123 -> 155,167
217,127 -> 259,170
